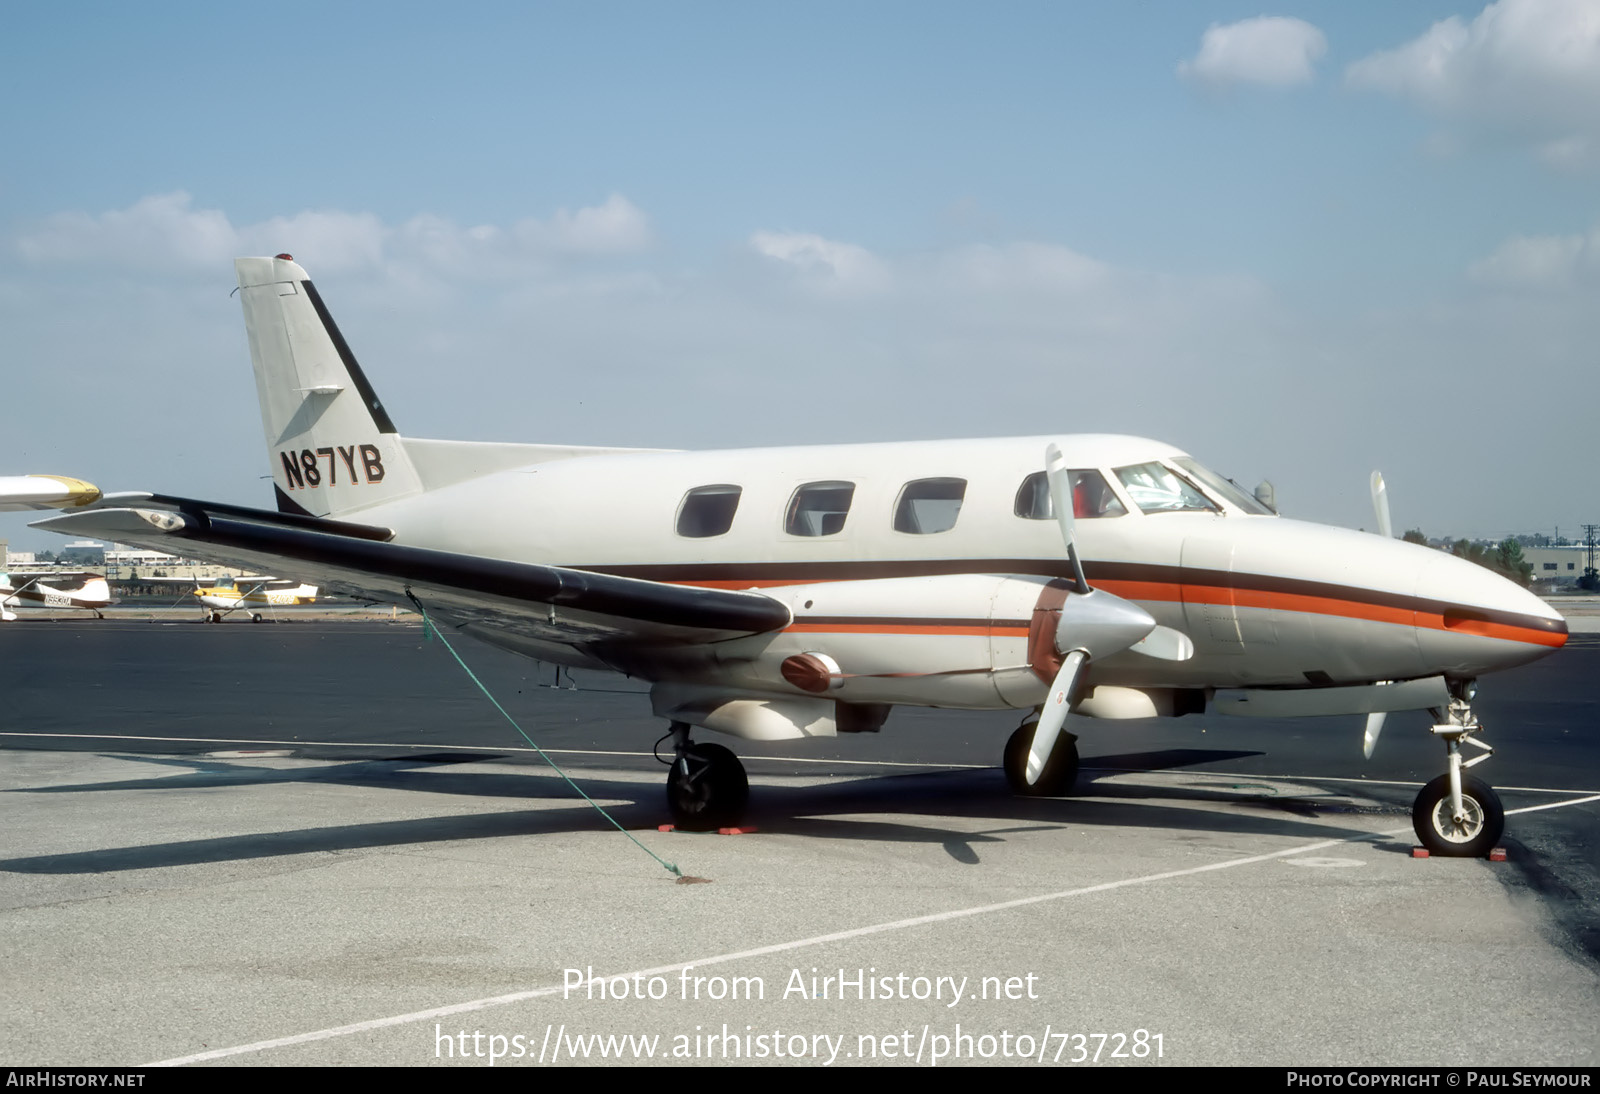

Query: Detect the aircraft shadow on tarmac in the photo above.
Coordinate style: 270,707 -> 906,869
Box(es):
0,746 -> 1412,874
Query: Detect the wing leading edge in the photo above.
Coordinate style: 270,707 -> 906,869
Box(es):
33,502 -> 792,645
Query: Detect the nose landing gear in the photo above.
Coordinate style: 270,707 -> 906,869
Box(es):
1411,683 -> 1504,858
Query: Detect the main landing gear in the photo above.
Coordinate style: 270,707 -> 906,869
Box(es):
663,722 -> 749,830
1003,715 -> 1079,797
1411,681 -> 1505,858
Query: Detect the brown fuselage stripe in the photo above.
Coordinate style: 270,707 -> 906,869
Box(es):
573,559 -> 1567,648
788,619 -> 1030,637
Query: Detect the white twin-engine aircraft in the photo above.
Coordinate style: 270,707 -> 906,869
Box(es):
36,255 -> 1568,855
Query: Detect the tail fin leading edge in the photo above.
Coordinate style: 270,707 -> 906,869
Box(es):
236,255 -> 422,518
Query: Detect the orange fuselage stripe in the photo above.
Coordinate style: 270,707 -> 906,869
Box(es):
659,575 -> 1563,649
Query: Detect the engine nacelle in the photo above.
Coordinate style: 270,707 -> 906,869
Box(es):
691,573 -> 1086,711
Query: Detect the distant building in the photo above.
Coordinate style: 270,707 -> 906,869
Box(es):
1522,545 -> 1591,586
59,540 -> 105,566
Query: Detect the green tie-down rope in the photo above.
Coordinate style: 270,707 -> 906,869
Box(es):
404,589 -> 682,879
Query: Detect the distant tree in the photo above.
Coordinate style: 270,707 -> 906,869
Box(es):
1581,568 -> 1600,592
1452,539 -> 1487,566
1491,539 -> 1533,588
1402,529 -> 1428,545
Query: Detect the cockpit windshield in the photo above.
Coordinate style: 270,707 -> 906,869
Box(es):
1112,462 -> 1218,514
1170,458 -> 1275,515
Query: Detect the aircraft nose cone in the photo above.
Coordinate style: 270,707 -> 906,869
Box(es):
1415,550 -> 1567,677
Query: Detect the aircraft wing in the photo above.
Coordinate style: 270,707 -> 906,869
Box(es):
33,501 -> 792,646
4,571 -> 103,586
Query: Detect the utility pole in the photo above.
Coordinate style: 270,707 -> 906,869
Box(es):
1584,525 -> 1599,591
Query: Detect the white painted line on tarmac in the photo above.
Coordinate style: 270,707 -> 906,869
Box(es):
1136,768 -> 1600,797
1506,793 -> 1600,815
143,787 -> 1600,1067
143,830 -> 1368,1066
11,732 -> 1595,787
0,732 -> 984,769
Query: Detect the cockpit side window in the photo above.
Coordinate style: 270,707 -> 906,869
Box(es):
785,481 -> 856,537
1113,462 -> 1218,514
893,478 -> 967,534
676,484 -> 742,538
1170,457 -> 1275,515
1014,470 -> 1127,520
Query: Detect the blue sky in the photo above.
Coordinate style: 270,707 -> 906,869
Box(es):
4,1 -> 1598,551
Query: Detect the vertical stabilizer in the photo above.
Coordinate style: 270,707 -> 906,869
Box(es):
236,255 -> 422,518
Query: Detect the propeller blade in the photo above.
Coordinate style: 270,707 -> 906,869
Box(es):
1028,649 -> 1086,785
1370,471 -> 1392,539
1362,711 -> 1386,759
1045,443 -> 1088,593
1130,624 -> 1195,661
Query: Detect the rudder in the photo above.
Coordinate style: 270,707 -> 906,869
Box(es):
236,255 -> 422,518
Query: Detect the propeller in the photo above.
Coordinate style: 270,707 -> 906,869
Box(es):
1361,471 -> 1395,756
1370,471 -> 1392,539
1363,711 -> 1386,760
1023,445 -> 1194,785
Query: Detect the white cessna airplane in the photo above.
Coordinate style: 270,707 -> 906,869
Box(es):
36,256 -> 1567,855
0,570 -> 112,621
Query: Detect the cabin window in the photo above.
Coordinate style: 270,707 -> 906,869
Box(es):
676,484 -> 742,538
894,478 -> 967,534
1013,470 -> 1127,520
1113,462 -> 1217,514
785,481 -> 855,537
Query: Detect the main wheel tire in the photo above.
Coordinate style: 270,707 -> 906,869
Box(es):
1412,774 -> 1504,858
1004,725 -> 1079,797
667,742 -> 749,830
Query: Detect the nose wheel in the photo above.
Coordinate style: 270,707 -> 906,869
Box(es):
1411,684 -> 1505,857
664,722 -> 749,830
1413,774 -> 1503,857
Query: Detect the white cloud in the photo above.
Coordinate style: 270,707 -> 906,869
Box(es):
517,193 -> 651,254
1347,0 -> 1600,165
1178,16 -> 1327,88
16,192 -> 241,268
1468,227 -> 1600,288
749,231 -> 890,293
16,192 -> 652,275
934,242 -> 1109,294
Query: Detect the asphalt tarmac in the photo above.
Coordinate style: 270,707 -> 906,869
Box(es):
2,618 -> 1596,1068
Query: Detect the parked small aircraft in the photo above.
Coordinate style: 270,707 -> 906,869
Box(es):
193,575 -> 319,623
35,256 -> 1567,854
0,571 -> 112,621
